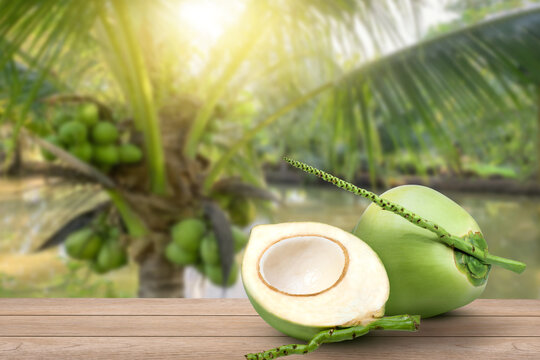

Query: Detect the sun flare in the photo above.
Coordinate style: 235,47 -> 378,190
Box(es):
175,0 -> 241,43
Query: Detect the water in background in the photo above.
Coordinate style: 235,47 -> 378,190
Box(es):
270,185 -> 540,299
1,180 -> 538,299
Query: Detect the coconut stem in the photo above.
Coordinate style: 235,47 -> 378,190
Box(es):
284,157 -> 526,274
244,315 -> 420,359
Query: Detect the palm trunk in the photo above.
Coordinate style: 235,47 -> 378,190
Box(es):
138,251 -> 184,298
537,85 -> 540,183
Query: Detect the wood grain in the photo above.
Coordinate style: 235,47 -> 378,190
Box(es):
0,299 -> 537,359
0,337 -> 538,360
0,298 -> 538,316
0,315 -> 538,337
0,298 -> 256,316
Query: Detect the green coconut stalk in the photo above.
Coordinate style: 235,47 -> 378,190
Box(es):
245,315 -> 420,359
284,157 -> 525,274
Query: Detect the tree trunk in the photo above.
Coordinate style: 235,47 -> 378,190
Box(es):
138,251 -> 185,298
537,85 -> 540,183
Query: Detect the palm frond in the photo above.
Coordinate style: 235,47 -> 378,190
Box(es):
216,5 -> 540,183
330,5 -> 540,178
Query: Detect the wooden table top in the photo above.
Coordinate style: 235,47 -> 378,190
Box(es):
0,298 -> 538,359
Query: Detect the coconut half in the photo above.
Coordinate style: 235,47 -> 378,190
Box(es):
242,222 -> 389,340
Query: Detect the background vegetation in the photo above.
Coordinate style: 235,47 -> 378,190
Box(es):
0,0 -> 538,298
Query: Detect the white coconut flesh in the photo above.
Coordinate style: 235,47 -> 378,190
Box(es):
242,222 -> 389,328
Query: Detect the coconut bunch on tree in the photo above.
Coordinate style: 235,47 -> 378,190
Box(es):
31,93 -> 270,297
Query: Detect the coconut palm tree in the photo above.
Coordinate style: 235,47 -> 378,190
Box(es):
1,0 -> 539,297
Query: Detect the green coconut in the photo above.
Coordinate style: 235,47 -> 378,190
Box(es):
65,228 -> 102,260
232,226 -> 248,252
204,261 -> 238,287
283,158 -> 526,319
165,241 -> 199,265
354,185 -> 487,317
242,222 -> 389,341
78,104 -> 99,127
58,120 -> 87,145
171,218 -> 206,252
118,143 -> 143,164
68,142 -> 93,162
96,238 -> 127,272
93,144 -> 119,165
91,121 -> 119,145
200,233 -> 220,265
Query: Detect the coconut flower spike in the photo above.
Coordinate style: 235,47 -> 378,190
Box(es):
245,315 -> 420,359
284,157 -> 526,274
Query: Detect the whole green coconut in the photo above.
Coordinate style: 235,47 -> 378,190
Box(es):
78,104 -> 99,127
93,145 -> 119,165
58,120 -> 87,145
65,228 -> 102,260
68,142 -> 93,162
165,241 -> 199,265
354,185 -> 487,318
200,233 -> 220,265
92,122 -> 119,145
232,226 -> 248,252
96,238 -> 127,272
204,261 -> 238,287
171,218 -> 206,253
118,143 -> 143,164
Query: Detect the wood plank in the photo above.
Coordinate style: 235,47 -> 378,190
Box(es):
0,299 -> 538,316
0,336 -> 538,360
0,299 -> 256,316
448,299 -> 540,317
0,315 -> 538,337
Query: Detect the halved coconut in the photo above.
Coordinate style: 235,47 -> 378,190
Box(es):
242,222 -> 389,340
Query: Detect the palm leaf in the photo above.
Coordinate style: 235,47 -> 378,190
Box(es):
208,5 -> 540,183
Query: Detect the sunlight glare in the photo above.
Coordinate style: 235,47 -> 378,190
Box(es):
176,0 -> 239,43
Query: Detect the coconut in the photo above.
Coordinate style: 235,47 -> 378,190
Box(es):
171,218 -> 206,252
200,233 -> 220,265
91,121 -> 119,145
205,261 -> 238,287
242,222 -> 389,341
58,120 -> 87,145
78,104 -> 99,127
96,238 -> 127,272
65,228 -> 102,260
93,144 -> 119,165
354,185 -> 487,317
68,142 -> 93,162
118,143 -> 143,164
165,241 -> 199,265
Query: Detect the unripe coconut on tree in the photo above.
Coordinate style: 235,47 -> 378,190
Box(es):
92,122 -> 119,145
68,142 -> 93,163
58,120 -> 87,145
77,104 -> 99,127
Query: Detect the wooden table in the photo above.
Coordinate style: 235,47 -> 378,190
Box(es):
0,299 -> 538,359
